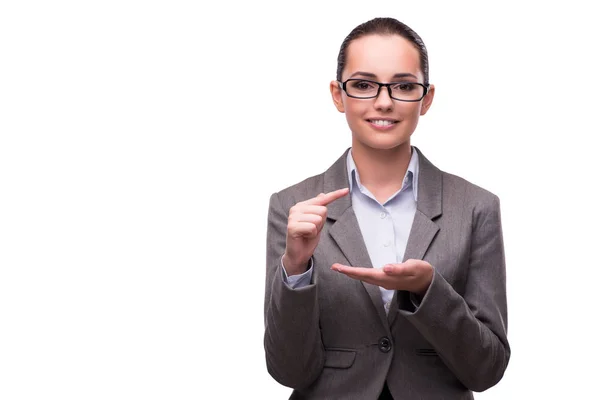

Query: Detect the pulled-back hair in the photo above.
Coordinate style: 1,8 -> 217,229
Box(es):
336,18 -> 429,85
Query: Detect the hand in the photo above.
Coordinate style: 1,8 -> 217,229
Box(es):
283,188 -> 349,276
331,259 -> 434,296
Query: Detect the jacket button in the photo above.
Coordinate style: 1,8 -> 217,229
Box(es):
379,337 -> 392,353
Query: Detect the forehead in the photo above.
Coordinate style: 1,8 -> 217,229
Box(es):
343,34 -> 422,81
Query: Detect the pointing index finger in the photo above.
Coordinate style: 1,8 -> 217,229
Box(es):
307,188 -> 349,206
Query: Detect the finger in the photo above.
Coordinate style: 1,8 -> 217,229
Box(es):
332,264 -> 382,279
348,274 -> 381,286
334,267 -> 385,286
382,263 -> 413,276
293,213 -> 323,227
345,272 -> 384,285
306,188 -> 349,206
288,222 -> 318,238
291,205 -> 328,218
331,263 -> 352,273
317,187 -> 350,206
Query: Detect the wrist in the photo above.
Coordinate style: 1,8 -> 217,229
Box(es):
282,253 -> 309,275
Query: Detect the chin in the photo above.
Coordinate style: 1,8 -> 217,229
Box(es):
354,133 -> 411,151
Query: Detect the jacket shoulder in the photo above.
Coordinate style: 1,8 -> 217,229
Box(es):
441,170 -> 500,211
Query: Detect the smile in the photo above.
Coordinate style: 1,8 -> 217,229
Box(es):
368,119 -> 397,126
366,119 -> 399,129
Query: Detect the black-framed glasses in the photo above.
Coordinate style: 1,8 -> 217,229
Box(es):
338,79 -> 429,102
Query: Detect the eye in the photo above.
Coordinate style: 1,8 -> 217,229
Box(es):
391,82 -> 418,92
350,80 -> 377,91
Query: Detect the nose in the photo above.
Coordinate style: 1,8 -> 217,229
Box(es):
374,85 -> 394,112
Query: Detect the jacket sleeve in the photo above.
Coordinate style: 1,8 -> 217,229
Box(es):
399,194 -> 510,392
263,192 -> 324,389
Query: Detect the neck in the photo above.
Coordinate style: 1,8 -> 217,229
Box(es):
351,140 -> 412,194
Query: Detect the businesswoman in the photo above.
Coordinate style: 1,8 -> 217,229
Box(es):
263,17 -> 509,399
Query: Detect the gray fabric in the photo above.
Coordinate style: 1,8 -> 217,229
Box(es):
264,146 -> 510,399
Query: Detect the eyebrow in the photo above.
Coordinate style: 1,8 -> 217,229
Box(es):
349,71 -> 418,80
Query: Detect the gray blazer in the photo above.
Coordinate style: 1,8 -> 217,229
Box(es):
264,146 -> 510,399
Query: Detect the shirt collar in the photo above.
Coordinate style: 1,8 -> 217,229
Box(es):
346,146 -> 419,202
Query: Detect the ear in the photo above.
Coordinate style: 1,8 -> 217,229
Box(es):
330,80 -> 345,113
420,84 -> 435,116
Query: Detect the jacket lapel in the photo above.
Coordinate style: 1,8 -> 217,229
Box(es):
388,146 -> 442,326
324,149 -> 389,330
329,208 -> 390,330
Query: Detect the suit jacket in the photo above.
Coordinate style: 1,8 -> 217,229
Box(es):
264,146 -> 510,399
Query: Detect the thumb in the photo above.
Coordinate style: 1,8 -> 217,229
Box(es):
383,263 -> 402,275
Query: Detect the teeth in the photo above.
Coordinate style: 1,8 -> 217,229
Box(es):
371,120 -> 395,126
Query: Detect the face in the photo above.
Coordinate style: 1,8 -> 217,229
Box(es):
330,34 -> 435,152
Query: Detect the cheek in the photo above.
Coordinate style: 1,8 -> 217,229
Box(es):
344,114 -> 361,134
342,101 -> 366,130
343,99 -> 367,118
399,103 -> 422,120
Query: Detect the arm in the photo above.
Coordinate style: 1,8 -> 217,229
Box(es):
263,192 -> 324,389
399,194 -> 510,392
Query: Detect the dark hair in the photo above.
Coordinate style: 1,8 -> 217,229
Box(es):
336,17 -> 429,85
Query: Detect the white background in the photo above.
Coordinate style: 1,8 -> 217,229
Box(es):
1,1 -> 599,399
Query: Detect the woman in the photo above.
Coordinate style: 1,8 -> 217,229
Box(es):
264,17 -> 509,399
